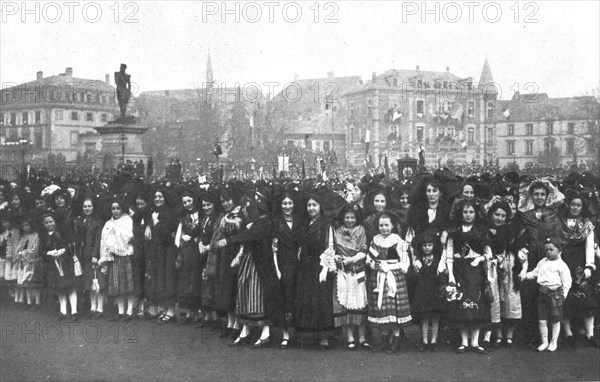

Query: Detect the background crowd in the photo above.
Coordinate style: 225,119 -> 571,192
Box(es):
1,165 -> 599,354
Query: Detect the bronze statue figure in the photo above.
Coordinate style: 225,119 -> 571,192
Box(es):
115,64 -> 131,119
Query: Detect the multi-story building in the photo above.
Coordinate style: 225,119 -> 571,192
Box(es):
343,59 -> 498,168
271,72 -> 363,167
495,93 -> 599,168
0,67 -> 119,163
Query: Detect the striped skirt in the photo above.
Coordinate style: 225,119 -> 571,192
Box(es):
107,256 -> 134,297
367,269 -> 412,328
235,251 -> 269,326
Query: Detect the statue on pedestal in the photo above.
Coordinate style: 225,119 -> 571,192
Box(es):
115,64 -> 131,120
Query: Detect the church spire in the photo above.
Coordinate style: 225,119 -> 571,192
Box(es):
478,56 -> 494,88
206,50 -> 213,86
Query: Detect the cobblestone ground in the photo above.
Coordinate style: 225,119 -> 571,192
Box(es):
1,301 -> 599,382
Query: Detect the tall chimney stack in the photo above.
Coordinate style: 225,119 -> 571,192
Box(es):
65,67 -> 73,77
105,74 -> 110,85
37,71 -> 43,80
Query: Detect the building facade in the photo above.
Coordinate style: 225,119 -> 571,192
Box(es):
271,72 -> 363,167
495,93 -> 599,168
343,59 -> 498,168
0,67 -> 119,164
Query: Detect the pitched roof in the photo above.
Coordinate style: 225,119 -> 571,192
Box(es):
479,57 -> 494,87
2,73 -> 114,93
496,95 -> 599,122
272,75 -> 363,103
345,68 -> 466,95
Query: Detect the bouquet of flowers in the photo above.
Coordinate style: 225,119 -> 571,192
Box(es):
441,282 -> 464,302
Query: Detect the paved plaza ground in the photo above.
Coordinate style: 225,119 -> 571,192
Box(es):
1,303 -> 599,382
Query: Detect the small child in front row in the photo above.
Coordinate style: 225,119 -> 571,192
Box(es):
410,231 -> 446,352
520,237 -> 572,352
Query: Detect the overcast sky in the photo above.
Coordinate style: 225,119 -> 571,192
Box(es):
1,1 -> 598,99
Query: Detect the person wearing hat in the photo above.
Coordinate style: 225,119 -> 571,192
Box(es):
516,181 -> 561,346
196,188 -> 221,328
41,212 -> 78,321
558,192 -> 598,347
521,237 -> 572,352
174,190 -> 203,325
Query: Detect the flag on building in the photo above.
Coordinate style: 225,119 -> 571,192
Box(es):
452,104 -> 463,119
503,108 -> 510,119
365,129 -> 371,154
392,110 -> 403,124
418,144 -> 425,167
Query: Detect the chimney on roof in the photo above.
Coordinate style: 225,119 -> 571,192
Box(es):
372,72 -> 376,81
513,91 -> 520,101
294,73 -> 299,81
327,71 -> 334,79
65,67 -> 73,77
446,66 -> 450,72
416,65 -> 420,70
36,71 -> 43,80
105,74 -> 110,85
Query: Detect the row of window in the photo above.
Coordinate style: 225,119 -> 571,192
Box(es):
349,100 -> 495,119
506,122 -> 577,136
0,110 -> 111,125
347,125 -> 493,146
0,126 -> 45,149
506,138 -> 592,156
389,78 -> 473,90
2,90 -> 114,105
285,139 -> 332,151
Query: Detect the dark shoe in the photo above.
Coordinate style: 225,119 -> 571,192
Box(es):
71,313 -> 80,322
94,312 -> 105,320
493,338 -> 502,348
584,337 -> 598,348
82,311 -> 96,320
456,345 -> 467,354
482,340 -> 490,349
229,335 -> 250,347
417,341 -> 427,352
320,343 -> 329,352
279,339 -> 290,350
430,342 -> 439,352
121,314 -> 133,322
220,328 -> 232,338
563,335 -> 576,348
360,341 -> 372,350
505,338 -> 515,349
250,337 -> 270,349
177,315 -> 190,326
56,313 -> 68,322
109,314 -> 124,322
472,345 -> 489,354
156,314 -> 173,325
229,329 -> 241,340
347,341 -> 356,351
387,336 -> 400,354
374,335 -> 389,352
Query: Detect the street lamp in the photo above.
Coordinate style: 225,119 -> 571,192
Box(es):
120,130 -> 128,162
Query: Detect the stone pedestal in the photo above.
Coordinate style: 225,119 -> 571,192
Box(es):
94,122 -> 148,164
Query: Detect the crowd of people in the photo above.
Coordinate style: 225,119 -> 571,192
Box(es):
1,167 -> 599,354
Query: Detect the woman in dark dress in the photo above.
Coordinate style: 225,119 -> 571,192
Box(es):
208,190 -> 243,336
410,230 -> 445,351
131,192 -> 152,318
446,199 -> 493,354
41,213 -> 78,320
516,181 -> 561,345
197,189 -> 220,327
73,197 -> 104,319
221,192 -> 283,348
294,195 -> 335,350
559,192 -> 598,347
272,191 -> 303,349
145,189 -> 180,324
175,191 -> 203,325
